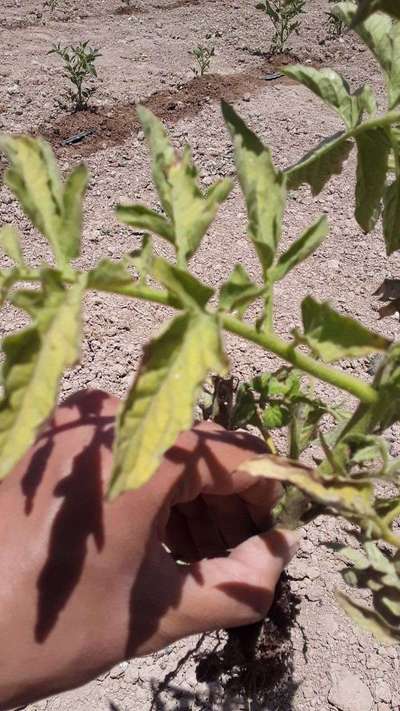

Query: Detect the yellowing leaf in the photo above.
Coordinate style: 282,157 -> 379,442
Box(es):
137,107 -> 232,262
238,455 -> 375,518
299,296 -> 391,362
0,136 -> 88,266
222,100 -> 286,271
109,312 -> 227,496
168,146 -> 233,262
352,0 -> 400,24
87,258 -> 136,293
151,256 -> 214,309
0,272 -> 86,479
0,225 -> 24,267
137,105 -> 175,219
116,204 -> 175,244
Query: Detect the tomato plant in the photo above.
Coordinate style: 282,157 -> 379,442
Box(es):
1,2 -> 400,644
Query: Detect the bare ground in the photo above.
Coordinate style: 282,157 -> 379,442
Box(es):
0,0 -> 400,709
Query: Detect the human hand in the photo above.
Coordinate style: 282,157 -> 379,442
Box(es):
0,390 -> 298,709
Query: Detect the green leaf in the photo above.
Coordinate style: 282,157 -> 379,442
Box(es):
383,179 -> 400,254
299,296 -> 391,362
219,264 -> 264,317
351,0 -> 400,26
222,100 -> 286,271
285,133 -> 353,195
137,107 -> 232,262
62,163 -> 89,261
281,66 -> 373,129
262,402 -> 290,429
272,215 -> 328,281
0,272 -> 85,480
168,146 -> 233,261
109,312 -> 227,496
116,204 -> 175,244
355,127 -> 391,232
0,136 -> 88,266
0,225 -> 24,267
336,591 -> 400,643
151,256 -> 213,309
338,3 -> 400,109
87,258 -> 136,293
136,105 -> 175,219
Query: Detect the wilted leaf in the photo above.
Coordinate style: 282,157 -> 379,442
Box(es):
298,296 -> 391,362
355,127 -> 391,232
239,455 -> 375,517
285,133 -> 353,195
0,225 -> 24,267
116,204 -> 175,244
219,264 -> 264,317
0,136 -> 88,265
351,0 -> 400,24
0,271 -> 85,480
222,100 -> 286,271
272,215 -> 328,281
383,179 -> 400,254
109,312 -> 227,496
336,591 -> 400,643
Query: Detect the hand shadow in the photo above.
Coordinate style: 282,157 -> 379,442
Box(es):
29,391 -> 114,643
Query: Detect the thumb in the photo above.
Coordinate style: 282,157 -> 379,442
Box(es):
173,528 -> 299,637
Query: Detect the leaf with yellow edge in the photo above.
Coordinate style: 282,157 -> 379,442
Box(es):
336,591 -> 400,644
0,136 -> 88,266
238,455 -> 375,518
0,225 -> 24,267
109,312 -> 227,497
0,271 -> 86,480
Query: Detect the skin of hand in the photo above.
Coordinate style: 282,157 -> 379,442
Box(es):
0,390 -> 298,710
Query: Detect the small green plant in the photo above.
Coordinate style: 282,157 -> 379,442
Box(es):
44,0 -> 61,9
327,0 -> 344,37
1,2 -> 400,651
48,41 -> 101,112
190,45 -> 215,77
256,0 -> 306,54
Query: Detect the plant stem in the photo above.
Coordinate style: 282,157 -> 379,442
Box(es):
221,314 -> 379,405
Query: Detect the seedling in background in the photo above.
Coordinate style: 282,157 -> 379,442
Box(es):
44,0 -> 61,9
1,2 -> 400,659
190,45 -> 215,76
256,0 -> 305,55
48,41 -> 101,111
327,0 -> 344,37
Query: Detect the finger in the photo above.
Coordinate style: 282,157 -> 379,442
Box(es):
202,493 -> 256,548
167,528 -> 299,638
164,507 -> 199,562
174,498 -> 226,560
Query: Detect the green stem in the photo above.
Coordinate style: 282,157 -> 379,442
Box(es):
221,314 -> 378,405
15,270 -> 378,406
